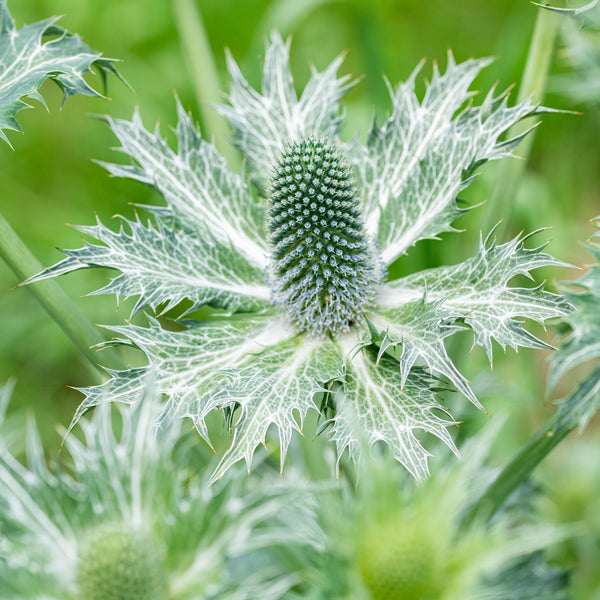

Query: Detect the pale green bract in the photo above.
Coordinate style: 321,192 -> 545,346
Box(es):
549,217 -> 600,432
0,0 -> 121,146
0,381 -> 321,599
27,33 -> 571,480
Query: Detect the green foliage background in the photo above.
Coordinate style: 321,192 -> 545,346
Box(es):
0,1 -> 599,596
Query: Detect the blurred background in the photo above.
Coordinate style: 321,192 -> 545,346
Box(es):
0,0 -> 599,596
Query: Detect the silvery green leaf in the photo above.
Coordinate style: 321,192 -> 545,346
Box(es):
23,215 -> 270,316
98,101 -> 268,268
549,253 -> 600,393
350,53 -> 547,265
0,0 -> 120,145
0,382 -> 321,600
74,317 -> 287,437
75,316 -> 343,480
380,230 -> 572,364
216,32 -> 353,190
331,336 -> 457,480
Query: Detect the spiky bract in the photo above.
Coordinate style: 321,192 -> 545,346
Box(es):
268,137 -> 381,335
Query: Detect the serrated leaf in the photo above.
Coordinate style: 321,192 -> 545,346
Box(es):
379,230 -> 572,364
209,335 -> 344,482
23,215 -> 270,316
98,100 -> 267,268
0,0 -> 120,145
330,338 -> 457,480
74,316 -> 289,437
548,292 -> 600,394
348,53 -> 547,265
216,32 -> 353,190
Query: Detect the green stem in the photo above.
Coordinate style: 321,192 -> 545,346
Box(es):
0,212 -> 125,378
481,6 -> 561,236
462,412 -> 571,528
247,0 -> 338,71
170,0 -> 240,169
462,359 -> 600,528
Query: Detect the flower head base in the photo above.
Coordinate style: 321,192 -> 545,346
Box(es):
268,137 -> 381,335
76,524 -> 167,600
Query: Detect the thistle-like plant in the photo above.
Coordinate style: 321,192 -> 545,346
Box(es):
0,380 -> 321,600
27,33 -> 572,481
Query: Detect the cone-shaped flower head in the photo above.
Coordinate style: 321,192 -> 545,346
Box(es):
268,137 -> 381,334
76,524 -> 167,600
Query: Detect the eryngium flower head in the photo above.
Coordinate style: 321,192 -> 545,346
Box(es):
305,422 -> 572,600
76,525 -> 167,600
27,33 -> 572,481
268,137 -> 381,334
0,382 -> 320,600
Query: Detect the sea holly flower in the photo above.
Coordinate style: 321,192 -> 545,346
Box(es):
0,381 -> 321,600
301,421 -> 572,600
28,33 -> 572,480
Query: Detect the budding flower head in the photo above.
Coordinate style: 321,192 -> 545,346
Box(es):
357,516 -> 443,600
76,523 -> 167,600
267,137 -> 381,335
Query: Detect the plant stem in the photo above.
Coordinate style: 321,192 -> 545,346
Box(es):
461,412 -> 570,528
462,359 -> 600,528
481,6 -> 561,236
0,212 -> 125,378
170,0 -> 240,169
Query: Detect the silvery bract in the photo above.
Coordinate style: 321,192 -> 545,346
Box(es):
0,381 -> 321,599
28,33 -> 572,480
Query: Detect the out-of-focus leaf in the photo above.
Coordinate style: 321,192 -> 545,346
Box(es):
0,0 -> 121,145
